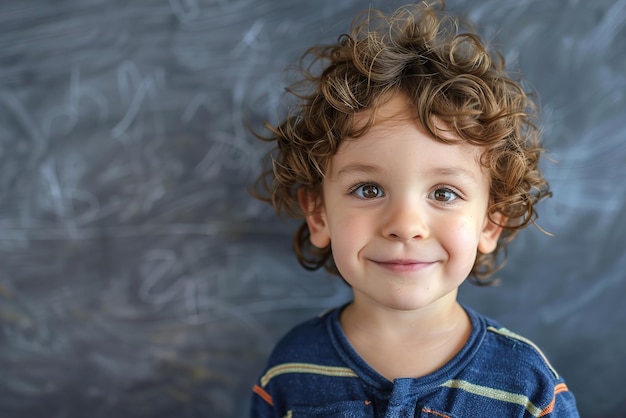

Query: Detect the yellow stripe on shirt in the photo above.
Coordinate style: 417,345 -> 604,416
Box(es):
441,379 -> 544,417
260,362 -> 358,387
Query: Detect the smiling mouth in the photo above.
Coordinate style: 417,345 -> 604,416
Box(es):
372,259 -> 436,272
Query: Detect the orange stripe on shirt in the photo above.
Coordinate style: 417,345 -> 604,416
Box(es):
539,383 -> 569,417
421,407 -> 452,418
252,384 -> 273,406
554,383 -> 569,395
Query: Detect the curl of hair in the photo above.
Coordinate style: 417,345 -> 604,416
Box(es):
251,0 -> 551,285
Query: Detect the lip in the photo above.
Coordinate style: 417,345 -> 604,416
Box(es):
371,258 -> 436,273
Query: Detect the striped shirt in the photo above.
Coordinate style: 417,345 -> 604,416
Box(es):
251,304 -> 579,417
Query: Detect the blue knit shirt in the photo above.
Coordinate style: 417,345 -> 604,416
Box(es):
251,305 -> 579,417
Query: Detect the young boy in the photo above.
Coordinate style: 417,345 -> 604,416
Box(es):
250,2 -> 579,416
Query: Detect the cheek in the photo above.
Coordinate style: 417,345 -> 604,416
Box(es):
334,214 -> 362,239
328,214 -> 370,262
445,218 -> 481,255
440,218 -> 482,279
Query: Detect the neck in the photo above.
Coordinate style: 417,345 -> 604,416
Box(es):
340,291 -> 467,343
338,291 -> 472,380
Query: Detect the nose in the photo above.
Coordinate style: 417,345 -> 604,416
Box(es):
381,196 -> 429,241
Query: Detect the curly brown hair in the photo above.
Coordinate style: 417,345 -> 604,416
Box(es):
252,1 -> 551,285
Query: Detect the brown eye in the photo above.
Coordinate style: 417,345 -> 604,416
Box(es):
353,183 -> 384,199
432,188 -> 458,202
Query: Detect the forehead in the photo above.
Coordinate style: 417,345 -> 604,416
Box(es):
347,92 -> 478,146
332,94 -> 487,176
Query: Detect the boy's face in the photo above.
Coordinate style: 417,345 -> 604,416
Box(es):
301,94 -> 503,313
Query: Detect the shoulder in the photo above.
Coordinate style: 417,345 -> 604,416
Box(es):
471,312 -> 559,379
468,312 -> 561,381
264,307 -> 340,368
485,322 -> 561,378
458,311 -> 579,416
251,307 -> 359,413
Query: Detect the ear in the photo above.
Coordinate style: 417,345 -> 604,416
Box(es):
298,188 -> 330,248
478,212 -> 505,254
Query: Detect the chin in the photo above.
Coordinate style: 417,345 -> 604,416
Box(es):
381,297 -> 438,312
379,289 -> 458,312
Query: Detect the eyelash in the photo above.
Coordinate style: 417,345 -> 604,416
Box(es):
348,182 -> 385,199
347,182 -> 464,204
430,184 -> 464,205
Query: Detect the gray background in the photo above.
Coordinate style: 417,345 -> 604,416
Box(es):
1,0 -> 624,416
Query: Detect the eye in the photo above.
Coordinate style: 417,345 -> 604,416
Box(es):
430,186 -> 461,203
351,183 -> 384,199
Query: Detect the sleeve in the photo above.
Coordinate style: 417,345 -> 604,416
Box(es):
250,380 -> 277,418
542,380 -> 580,417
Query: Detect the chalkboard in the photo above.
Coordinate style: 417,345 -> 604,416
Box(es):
0,0 -> 624,416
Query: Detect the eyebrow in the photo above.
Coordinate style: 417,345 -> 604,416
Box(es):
434,167 -> 478,182
335,164 -> 383,179
335,164 -> 477,182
